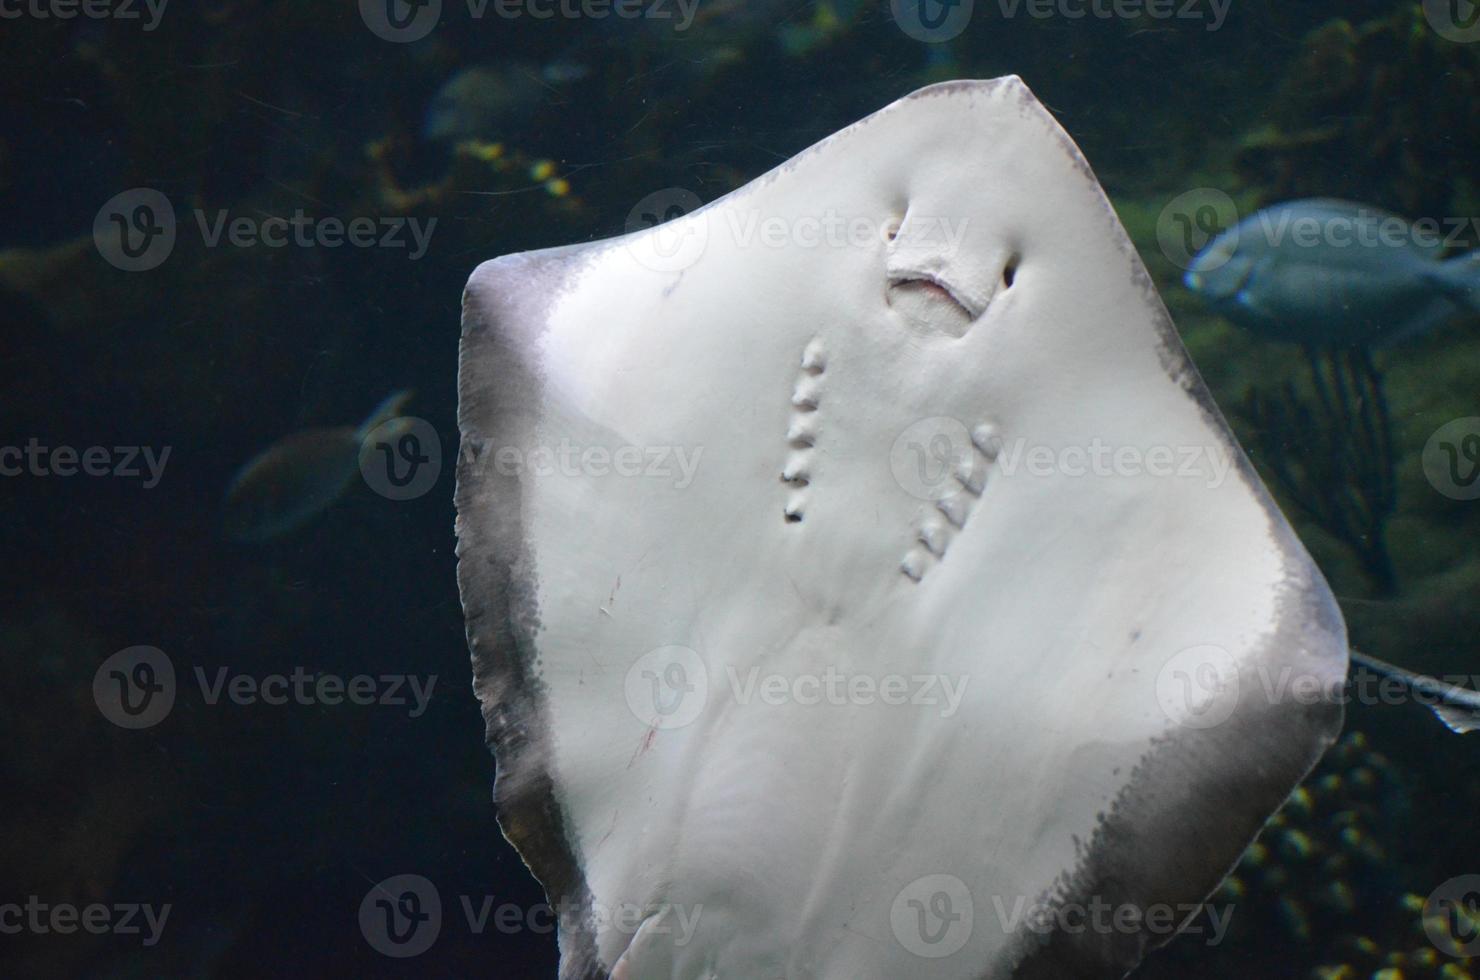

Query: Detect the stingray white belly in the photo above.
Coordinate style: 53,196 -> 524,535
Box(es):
455,77 -> 1346,980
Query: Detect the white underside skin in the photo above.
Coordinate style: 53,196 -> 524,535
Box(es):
456,77 -> 1347,980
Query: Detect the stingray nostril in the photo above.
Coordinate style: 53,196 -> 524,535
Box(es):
884,205 -> 908,242
1003,252 -> 1021,289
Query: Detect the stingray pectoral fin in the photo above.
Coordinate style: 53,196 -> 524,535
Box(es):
457,77 -> 1348,980
456,246 -> 615,980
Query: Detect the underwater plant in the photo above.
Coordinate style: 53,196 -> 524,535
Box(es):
1240,347 -> 1398,596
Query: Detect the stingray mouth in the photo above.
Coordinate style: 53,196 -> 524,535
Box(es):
886,273 -> 980,337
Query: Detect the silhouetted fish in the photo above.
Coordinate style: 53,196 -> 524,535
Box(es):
223,391 -> 411,541
1185,199 -> 1480,347
422,65 -> 550,146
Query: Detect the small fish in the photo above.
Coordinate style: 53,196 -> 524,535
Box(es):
423,59 -> 594,146
223,391 -> 412,541
540,58 -> 591,85
1184,198 -> 1480,347
423,64 -> 548,146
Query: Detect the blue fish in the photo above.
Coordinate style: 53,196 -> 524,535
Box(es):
223,391 -> 413,541
423,65 -> 549,146
1184,198 -> 1480,347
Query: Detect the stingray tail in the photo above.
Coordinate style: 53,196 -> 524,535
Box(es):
1349,649 -> 1480,734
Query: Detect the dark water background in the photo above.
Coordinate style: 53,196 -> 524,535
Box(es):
4,1 -> 1478,977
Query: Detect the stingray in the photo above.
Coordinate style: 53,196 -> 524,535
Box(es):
455,77 -> 1357,978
